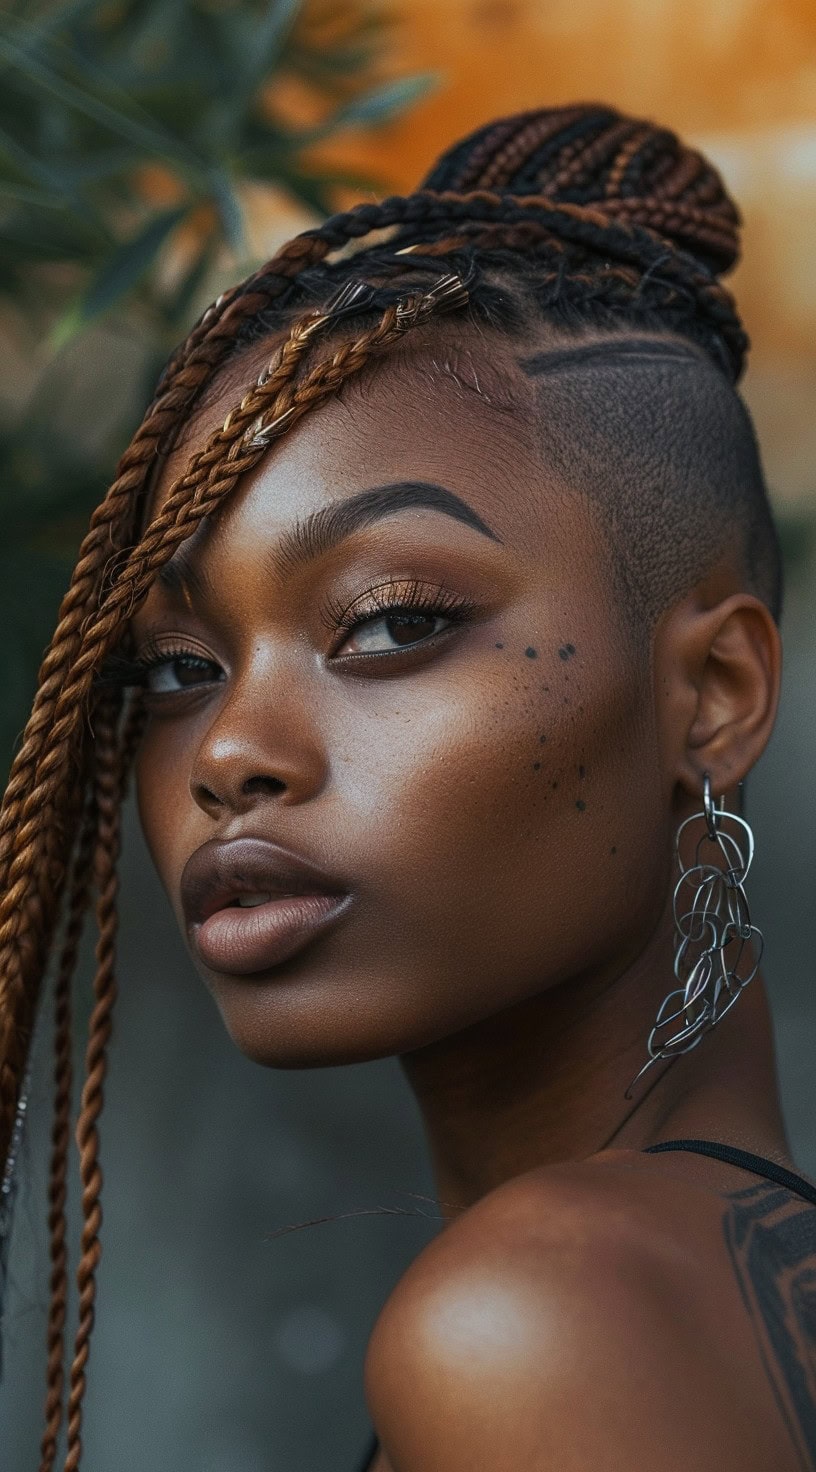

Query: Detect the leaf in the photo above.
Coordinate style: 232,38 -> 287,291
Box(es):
0,28 -> 199,170
245,155 -> 387,212
0,117 -> 75,197
268,161 -> 334,216
296,73 -> 438,142
0,180 -> 64,207
164,232 -> 217,331
238,0 -> 303,97
50,203 -> 187,347
208,170 -> 245,255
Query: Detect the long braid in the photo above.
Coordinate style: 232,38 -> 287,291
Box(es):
39,694 -> 144,1472
0,295 -> 346,1168
0,103 -> 757,1470
62,691 -> 123,1472
0,278 -> 468,1172
39,786 -> 99,1472
141,226 -> 349,425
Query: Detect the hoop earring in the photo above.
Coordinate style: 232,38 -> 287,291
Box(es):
625,772 -> 764,1098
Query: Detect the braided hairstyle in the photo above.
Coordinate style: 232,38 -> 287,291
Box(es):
0,104 -> 780,1470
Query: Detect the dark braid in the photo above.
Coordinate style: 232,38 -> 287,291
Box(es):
0,104 -> 771,1469
148,104 -> 746,421
421,104 -> 739,270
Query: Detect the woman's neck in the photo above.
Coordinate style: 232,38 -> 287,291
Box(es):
399,919 -> 787,1219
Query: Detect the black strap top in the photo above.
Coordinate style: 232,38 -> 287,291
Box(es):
355,1139 -> 816,1469
642,1137 -> 816,1205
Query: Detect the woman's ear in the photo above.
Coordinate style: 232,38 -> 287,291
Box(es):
655,588 -> 782,803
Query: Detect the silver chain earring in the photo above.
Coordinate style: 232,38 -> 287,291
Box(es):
626,772 -> 764,1097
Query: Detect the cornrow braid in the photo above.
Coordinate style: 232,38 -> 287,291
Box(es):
422,103 -> 739,268
146,101 -> 744,423
0,103 -> 770,1471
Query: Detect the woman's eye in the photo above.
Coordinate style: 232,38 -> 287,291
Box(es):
144,654 -> 222,694
338,610 -> 451,655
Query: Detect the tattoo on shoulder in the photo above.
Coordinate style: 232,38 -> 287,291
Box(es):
724,1183 -> 816,1470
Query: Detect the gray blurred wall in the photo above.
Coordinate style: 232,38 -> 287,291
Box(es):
1,549 -> 814,1472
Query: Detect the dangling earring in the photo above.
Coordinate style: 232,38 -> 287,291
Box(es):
625,772 -> 764,1097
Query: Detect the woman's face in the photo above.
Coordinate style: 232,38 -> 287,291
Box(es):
133,328 -> 671,1067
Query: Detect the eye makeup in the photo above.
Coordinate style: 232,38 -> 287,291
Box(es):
98,575 -> 483,696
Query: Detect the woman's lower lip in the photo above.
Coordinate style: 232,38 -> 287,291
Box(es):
192,893 -> 352,976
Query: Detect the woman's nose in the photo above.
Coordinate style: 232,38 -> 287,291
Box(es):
188,671 -> 327,819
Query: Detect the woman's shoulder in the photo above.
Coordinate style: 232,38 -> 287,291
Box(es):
363,1151 -> 797,1471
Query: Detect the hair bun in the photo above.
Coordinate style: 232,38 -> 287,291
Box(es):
420,104 -> 741,277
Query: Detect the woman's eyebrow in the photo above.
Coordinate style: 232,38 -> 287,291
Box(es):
156,481 -> 502,597
265,480 -> 502,581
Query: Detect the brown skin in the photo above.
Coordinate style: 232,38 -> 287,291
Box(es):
133,322 -> 799,1470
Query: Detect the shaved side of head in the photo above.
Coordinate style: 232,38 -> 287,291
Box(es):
518,338 -> 782,639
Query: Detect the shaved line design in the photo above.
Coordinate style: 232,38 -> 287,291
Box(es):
519,337 -> 706,377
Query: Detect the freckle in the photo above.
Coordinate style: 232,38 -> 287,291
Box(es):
533,761 -> 541,771
551,781 -> 558,789
610,846 -> 617,855
525,646 -> 537,659
578,765 -> 585,779
576,799 -> 586,812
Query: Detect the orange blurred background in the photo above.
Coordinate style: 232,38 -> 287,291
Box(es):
306,0 -> 816,513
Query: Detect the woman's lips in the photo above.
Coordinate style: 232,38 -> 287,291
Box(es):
179,835 -> 353,977
193,892 -> 353,976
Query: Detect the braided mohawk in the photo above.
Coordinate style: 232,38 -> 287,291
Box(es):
0,103 -> 779,1470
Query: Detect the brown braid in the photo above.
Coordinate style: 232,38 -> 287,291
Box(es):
0,284 -> 465,1172
62,691 -> 123,1472
0,290 -> 362,1167
0,104 -> 760,1469
144,105 -> 744,423
39,787 -> 99,1472
0,278 -> 469,1466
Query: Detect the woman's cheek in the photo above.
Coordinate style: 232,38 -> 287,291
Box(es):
134,722 -> 195,891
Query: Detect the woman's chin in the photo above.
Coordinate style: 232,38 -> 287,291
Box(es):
205,978 -> 399,1071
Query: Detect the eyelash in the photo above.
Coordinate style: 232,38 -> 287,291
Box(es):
98,636 -> 215,692
99,580 -> 478,692
320,577 -> 477,640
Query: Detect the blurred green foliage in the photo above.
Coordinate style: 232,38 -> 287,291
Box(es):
0,0 -> 431,768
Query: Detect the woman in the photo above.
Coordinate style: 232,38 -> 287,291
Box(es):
1,103 -> 813,1472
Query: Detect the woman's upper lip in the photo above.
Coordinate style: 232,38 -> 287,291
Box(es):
180,836 -> 349,929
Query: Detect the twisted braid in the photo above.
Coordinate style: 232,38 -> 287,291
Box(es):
202,189 -> 745,380
146,103 -> 745,419
0,289 -> 347,1171
0,103 -> 758,1471
0,291 -> 422,1171
39,787 -> 99,1472
62,692 -> 122,1472
141,226 -> 347,432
